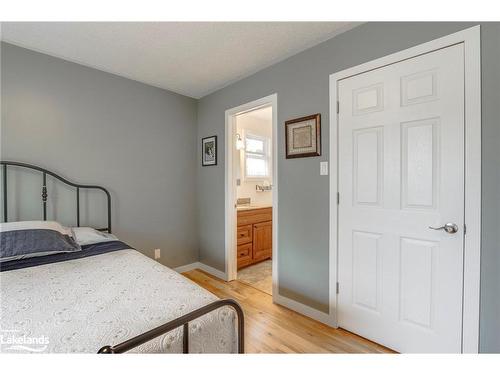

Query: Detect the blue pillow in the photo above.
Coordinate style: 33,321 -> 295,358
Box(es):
0,228 -> 81,263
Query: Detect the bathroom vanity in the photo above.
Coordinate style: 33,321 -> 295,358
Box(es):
236,206 -> 272,269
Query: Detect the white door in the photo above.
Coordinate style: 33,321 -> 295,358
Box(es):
337,44 -> 465,353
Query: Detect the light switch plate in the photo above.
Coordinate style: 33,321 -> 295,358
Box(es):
154,248 -> 161,259
320,161 -> 329,175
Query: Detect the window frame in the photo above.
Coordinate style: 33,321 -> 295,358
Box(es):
243,133 -> 271,181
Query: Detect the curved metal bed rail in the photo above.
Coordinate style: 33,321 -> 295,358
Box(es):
0,161 -> 112,232
98,298 -> 245,354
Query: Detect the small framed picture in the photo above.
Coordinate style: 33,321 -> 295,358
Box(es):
202,135 -> 217,166
285,114 -> 321,159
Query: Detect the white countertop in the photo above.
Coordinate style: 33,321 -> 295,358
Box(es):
236,205 -> 272,212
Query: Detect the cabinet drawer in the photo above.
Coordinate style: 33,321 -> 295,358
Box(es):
237,207 -> 272,226
237,224 -> 252,245
237,243 -> 253,269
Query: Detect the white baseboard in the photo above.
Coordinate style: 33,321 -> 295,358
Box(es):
173,262 -> 199,273
274,293 -> 336,328
174,262 -> 227,280
196,262 -> 227,280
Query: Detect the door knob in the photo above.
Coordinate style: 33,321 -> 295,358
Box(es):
429,223 -> 459,234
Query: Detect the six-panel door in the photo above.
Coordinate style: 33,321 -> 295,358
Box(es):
337,44 -> 465,353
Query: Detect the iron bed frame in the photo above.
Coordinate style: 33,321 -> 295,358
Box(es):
1,161 -> 112,232
0,160 -> 245,354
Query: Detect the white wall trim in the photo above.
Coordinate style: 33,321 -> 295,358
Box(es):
197,262 -> 228,280
173,262 -> 200,274
224,93 -> 279,297
329,25 -> 482,353
274,294 -> 334,327
174,262 -> 227,280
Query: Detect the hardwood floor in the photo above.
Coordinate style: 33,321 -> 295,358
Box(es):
182,269 -> 394,353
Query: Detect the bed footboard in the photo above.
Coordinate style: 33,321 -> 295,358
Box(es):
97,299 -> 244,354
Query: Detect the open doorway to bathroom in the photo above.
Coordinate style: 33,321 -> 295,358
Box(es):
224,94 -> 277,298
234,106 -> 273,294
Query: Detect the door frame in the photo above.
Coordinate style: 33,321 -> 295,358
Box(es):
329,26 -> 481,353
224,93 -> 279,297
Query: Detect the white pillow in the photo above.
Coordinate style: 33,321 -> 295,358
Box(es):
0,221 -> 73,237
71,227 -> 117,246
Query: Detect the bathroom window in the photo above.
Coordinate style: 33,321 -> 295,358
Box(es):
244,134 -> 270,179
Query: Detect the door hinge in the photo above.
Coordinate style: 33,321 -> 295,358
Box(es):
336,101 -> 340,114
464,224 -> 467,235
336,282 -> 340,294
337,192 -> 340,205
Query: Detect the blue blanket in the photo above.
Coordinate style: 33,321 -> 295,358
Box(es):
0,240 -> 132,272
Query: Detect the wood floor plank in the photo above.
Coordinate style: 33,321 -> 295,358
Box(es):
183,269 -> 394,354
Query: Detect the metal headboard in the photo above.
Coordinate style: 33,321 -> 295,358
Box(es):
0,161 -> 112,233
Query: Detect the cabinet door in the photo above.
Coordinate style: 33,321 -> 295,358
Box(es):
252,221 -> 272,261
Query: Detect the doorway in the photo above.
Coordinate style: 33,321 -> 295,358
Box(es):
225,94 -> 278,298
329,26 -> 481,353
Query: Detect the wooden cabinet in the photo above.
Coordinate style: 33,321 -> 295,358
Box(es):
236,242 -> 253,268
237,208 -> 272,226
252,221 -> 272,261
237,224 -> 252,245
236,207 -> 272,269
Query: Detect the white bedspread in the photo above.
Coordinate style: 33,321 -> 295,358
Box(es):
0,249 -> 237,353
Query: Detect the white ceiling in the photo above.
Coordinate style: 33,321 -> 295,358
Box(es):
1,22 -> 359,98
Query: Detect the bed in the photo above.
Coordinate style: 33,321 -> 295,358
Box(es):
0,161 -> 244,354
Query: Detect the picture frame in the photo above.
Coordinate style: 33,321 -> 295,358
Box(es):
202,135 -> 217,166
285,113 -> 321,158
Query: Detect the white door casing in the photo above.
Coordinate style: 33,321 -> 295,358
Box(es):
337,44 -> 465,353
224,94 -> 279,297
330,26 -> 481,353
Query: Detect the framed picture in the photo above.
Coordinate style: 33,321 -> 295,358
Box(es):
202,135 -> 217,166
285,113 -> 321,158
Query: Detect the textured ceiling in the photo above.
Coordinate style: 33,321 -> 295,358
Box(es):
1,22 -> 359,98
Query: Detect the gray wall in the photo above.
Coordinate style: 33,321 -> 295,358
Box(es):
1,42 -> 199,268
479,23 -> 500,353
196,22 -> 500,352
